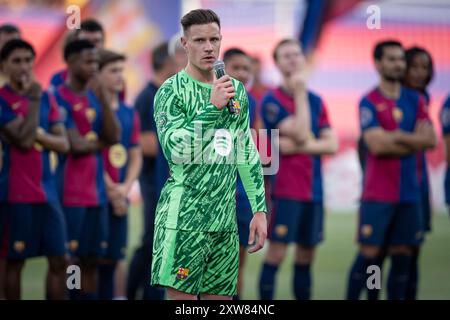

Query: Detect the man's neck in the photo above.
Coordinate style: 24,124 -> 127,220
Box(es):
8,81 -> 26,96
107,89 -> 119,110
379,78 -> 401,100
67,73 -> 88,94
185,62 -> 214,84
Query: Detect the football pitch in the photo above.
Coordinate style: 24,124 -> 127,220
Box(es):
20,206 -> 450,300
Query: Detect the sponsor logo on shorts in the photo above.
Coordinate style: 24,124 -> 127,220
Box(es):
275,225 -> 288,238
176,267 -> 189,280
69,240 -> 79,251
361,224 -> 373,237
13,241 -> 25,253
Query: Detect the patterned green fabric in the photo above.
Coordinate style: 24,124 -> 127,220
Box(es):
151,226 -> 239,296
153,70 -> 266,232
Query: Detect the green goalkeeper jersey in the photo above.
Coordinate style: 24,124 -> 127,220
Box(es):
153,69 -> 267,232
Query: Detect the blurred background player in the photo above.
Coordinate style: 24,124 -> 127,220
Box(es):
0,24 -> 21,86
49,19 -> 105,93
222,47 -> 262,300
127,42 -> 175,300
259,39 -> 338,300
346,40 -> 436,300
54,39 -> 120,300
96,49 -> 142,300
0,39 -> 69,300
248,56 -> 270,106
366,46 -> 436,300
168,32 -> 188,72
441,93 -> 450,219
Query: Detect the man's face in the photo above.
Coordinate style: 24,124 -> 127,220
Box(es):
405,52 -> 430,91
70,48 -> 99,82
275,42 -> 304,77
181,23 -> 221,72
1,48 -> 34,86
225,54 -> 252,84
0,31 -> 20,50
99,60 -> 125,93
78,30 -> 104,49
376,46 -> 406,82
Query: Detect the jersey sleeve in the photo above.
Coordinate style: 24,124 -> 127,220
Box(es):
359,98 -> 379,132
236,82 -> 267,214
417,93 -> 431,122
260,94 -> 289,130
318,99 -> 331,131
47,93 -> 61,126
129,109 -> 141,147
153,80 -> 223,165
54,90 -> 75,130
440,94 -> 450,135
0,99 -> 16,127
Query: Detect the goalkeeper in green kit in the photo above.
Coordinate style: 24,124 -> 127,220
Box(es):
151,8 -> 268,300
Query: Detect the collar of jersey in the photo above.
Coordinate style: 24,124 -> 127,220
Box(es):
181,69 -> 213,89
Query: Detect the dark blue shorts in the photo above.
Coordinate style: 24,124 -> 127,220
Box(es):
268,199 -> 324,246
358,202 -> 423,246
6,203 -> 68,260
0,204 -> 9,258
105,204 -> 128,261
236,198 -> 253,247
63,205 -> 108,258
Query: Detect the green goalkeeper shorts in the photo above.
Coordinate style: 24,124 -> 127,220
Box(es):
151,226 -> 239,296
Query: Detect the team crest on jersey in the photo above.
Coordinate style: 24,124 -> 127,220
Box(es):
393,107 -> 403,122
109,144 -> 128,168
86,108 -> 97,123
73,103 -> 83,112
233,100 -> 241,114
375,103 -> 386,112
11,101 -> 21,111
176,267 -> 189,280
85,131 -> 98,141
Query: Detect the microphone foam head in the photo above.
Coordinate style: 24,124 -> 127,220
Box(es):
213,60 -> 225,71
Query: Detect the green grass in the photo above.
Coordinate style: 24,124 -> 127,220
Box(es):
21,207 -> 450,300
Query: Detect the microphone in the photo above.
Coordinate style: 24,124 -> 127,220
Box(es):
213,60 -> 237,114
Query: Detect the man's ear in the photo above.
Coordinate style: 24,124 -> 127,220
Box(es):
180,35 -> 187,51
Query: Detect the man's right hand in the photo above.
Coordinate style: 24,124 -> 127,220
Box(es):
288,71 -> 307,96
210,75 -> 235,110
23,80 -> 42,101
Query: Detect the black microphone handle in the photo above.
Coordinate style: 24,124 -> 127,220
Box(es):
214,68 -> 237,114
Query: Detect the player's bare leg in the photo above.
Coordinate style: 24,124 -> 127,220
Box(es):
200,293 -> 232,300
80,257 -> 98,299
294,245 -> 316,300
166,287 -> 197,300
236,245 -> 247,298
46,256 -> 69,300
265,241 -> 288,265
114,260 -> 127,299
5,259 -> 25,299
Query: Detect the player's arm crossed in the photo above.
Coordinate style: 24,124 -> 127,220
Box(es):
2,82 -> 41,150
90,75 -> 121,145
279,128 -> 338,156
277,73 -> 310,145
